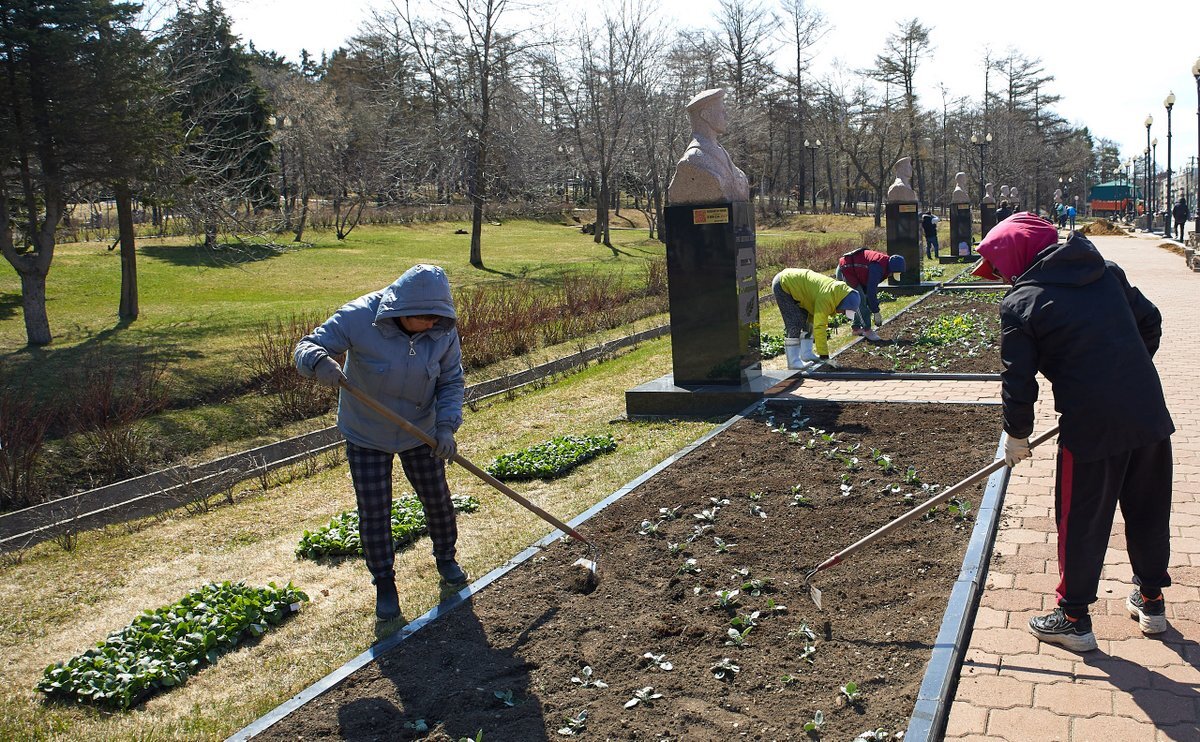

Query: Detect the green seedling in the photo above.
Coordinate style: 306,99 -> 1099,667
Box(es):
725,626 -> 752,647
710,658 -> 740,680
687,524 -> 714,542
713,537 -> 735,553
709,496 -> 730,506
624,686 -> 662,708
730,611 -> 760,630
853,729 -> 891,741
741,577 -> 771,596
570,666 -> 609,689
780,674 -> 798,685
790,485 -> 813,507
714,589 -> 740,609
642,652 -> 673,671
903,466 -> 921,485
948,497 -> 973,520
458,732 -> 484,742
658,506 -> 681,520
840,680 -> 861,703
694,508 -> 719,523
799,641 -> 818,664
789,621 -> 818,641
494,689 -> 517,707
557,710 -> 588,736
765,598 -> 787,614
676,558 -> 700,575
638,520 -> 662,537
747,491 -> 763,502
803,710 -> 825,734
667,542 -> 683,555
750,504 -> 768,518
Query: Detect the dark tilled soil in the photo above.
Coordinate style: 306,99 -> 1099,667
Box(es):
261,402 -> 1001,742
834,292 -> 1004,373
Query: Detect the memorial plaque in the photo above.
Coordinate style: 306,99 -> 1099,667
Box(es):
950,203 -> 974,258
980,204 -> 997,237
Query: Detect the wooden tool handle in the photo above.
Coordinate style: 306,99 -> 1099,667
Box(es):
337,377 -> 595,549
812,426 -> 1060,574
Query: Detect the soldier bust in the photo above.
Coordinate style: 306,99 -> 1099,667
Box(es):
886,157 -> 917,203
950,171 -> 970,204
668,88 -> 750,204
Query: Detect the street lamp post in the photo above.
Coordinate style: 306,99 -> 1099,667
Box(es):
971,133 -> 991,203
1193,57 -> 1200,238
1165,92 -> 1175,239
1151,137 -> 1158,227
805,139 -> 820,213
1144,115 -> 1153,227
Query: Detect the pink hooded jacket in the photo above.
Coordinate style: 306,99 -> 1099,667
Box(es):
972,213 -> 1059,282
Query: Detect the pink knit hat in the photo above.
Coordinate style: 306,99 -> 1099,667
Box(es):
973,213 -> 1059,282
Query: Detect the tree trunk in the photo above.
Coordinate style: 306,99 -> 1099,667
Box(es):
294,187 -> 310,242
469,137 -> 486,267
20,271 -> 51,346
114,181 -> 138,321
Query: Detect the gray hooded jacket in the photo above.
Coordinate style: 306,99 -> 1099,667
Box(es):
294,264 -> 464,453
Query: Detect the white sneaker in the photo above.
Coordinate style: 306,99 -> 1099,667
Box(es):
862,329 -> 882,342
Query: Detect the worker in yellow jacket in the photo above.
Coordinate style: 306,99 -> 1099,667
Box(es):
771,268 -> 859,369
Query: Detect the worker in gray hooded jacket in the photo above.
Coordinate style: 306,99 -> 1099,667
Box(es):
295,264 -> 467,622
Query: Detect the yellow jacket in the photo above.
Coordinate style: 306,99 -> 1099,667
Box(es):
776,268 -> 853,355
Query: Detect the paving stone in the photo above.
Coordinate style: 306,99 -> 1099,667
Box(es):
1072,714 -> 1156,741
1110,686 -> 1199,725
985,706 -> 1070,740
944,702 -> 989,736
953,674 -> 1035,709
1032,681 -> 1114,715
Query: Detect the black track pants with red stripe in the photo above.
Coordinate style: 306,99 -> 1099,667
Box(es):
1054,437 -> 1173,615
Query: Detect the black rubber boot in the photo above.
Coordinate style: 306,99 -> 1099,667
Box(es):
373,571 -> 400,622
436,559 -> 468,587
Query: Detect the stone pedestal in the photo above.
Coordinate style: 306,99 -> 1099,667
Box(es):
626,202 -> 770,419
662,202 -> 759,385
886,202 -> 921,286
946,203 -> 974,262
980,204 -> 997,238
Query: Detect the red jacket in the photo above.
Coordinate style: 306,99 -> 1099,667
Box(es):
837,248 -> 890,290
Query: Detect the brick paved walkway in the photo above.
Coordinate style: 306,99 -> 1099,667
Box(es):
773,233 -> 1200,740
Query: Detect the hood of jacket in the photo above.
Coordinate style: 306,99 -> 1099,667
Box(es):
376,264 -> 457,331
1011,232 -> 1107,289
974,212 -> 1058,282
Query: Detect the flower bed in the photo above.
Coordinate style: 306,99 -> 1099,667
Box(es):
296,495 -> 480,559
256,401 -> 1000,740
39,581 -> 308,710
834,291 -> 1003,373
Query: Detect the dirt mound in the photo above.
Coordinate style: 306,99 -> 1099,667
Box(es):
1078,219 -> 1127,236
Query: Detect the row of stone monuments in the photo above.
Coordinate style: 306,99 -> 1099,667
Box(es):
624,88 -> 1003,418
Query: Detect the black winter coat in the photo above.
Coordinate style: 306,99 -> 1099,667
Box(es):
999,233 -> 1174,461
1172,201 -> 1189,223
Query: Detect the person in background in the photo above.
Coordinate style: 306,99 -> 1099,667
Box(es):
974,214 -> 1174,652
995,200 -> 1014,222
835,248 -> 905,342
295,264 -> 468,622
920,209 -> 940,259
1172,197 -> 1189,242
772,268 -> 860,370
1067,203 -> 1076,231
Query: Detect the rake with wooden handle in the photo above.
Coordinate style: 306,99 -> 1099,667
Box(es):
803,425 -> 1060,610
337,376 -> 600,590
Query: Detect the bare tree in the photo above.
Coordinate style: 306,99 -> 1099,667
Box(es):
780,0 -> 826,210
871,19 -> 932,203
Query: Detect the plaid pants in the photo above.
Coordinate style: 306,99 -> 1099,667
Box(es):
346,441 -> 458,578
772,274 -> 813,339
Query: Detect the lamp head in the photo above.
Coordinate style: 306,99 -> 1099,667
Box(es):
986,133 -> 992,142
1145,115 -> 1153,128
815,139 -> 821,147
1153,137 -> 1158,147
1165,92 -> 1175,109
970,134 -> 978,144
1193,57 -> 1200,77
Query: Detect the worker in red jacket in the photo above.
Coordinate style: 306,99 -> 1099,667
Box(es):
835,248 -> 905,342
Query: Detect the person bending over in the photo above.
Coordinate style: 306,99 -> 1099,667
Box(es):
836,248 -> 905,342
772,268 -> 860,370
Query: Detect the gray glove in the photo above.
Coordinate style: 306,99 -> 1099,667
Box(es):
433,427 -> 457,460
872,312 -> 883,327
1003,435 -> 1031,467
313,356 -> 344,388
818,355 -> 840,370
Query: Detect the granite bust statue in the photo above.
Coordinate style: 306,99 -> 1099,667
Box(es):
667,88 -> 750,204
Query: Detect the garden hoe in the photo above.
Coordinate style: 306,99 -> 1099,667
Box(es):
337,376 -> 601,593
802,425 -> 1060,610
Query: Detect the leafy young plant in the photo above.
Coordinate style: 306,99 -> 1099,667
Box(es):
486,434 -> 617,481
750,504 -> 768,518
742,577 -> 771,596
725,626 -> 752,647
840,680 -> 861,703
642,652 -> 673,671
790,485 -> 813,507
854,729 -> 891,741
637,519 -> 662,537
713,536 -> 735,553
38,581 -> 308,709
658,505 -> 681,520
557,710 -> 588,736
799,641 -> 818,664
624,686 -> 663,708
710,657 -> 740,680
676,558 -> 700,575
694,507 -> 719,523
667,542 -> 683,555
494,689 -> 517,707
714,589 -> 740,609
570,665 -> 609,689
948,497 -> 974,520
803,709 -> 825,733
730,611 -> 760,630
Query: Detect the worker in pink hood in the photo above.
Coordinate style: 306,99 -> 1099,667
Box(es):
975,214 -> 1175,653
971,212 -> 1059,282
